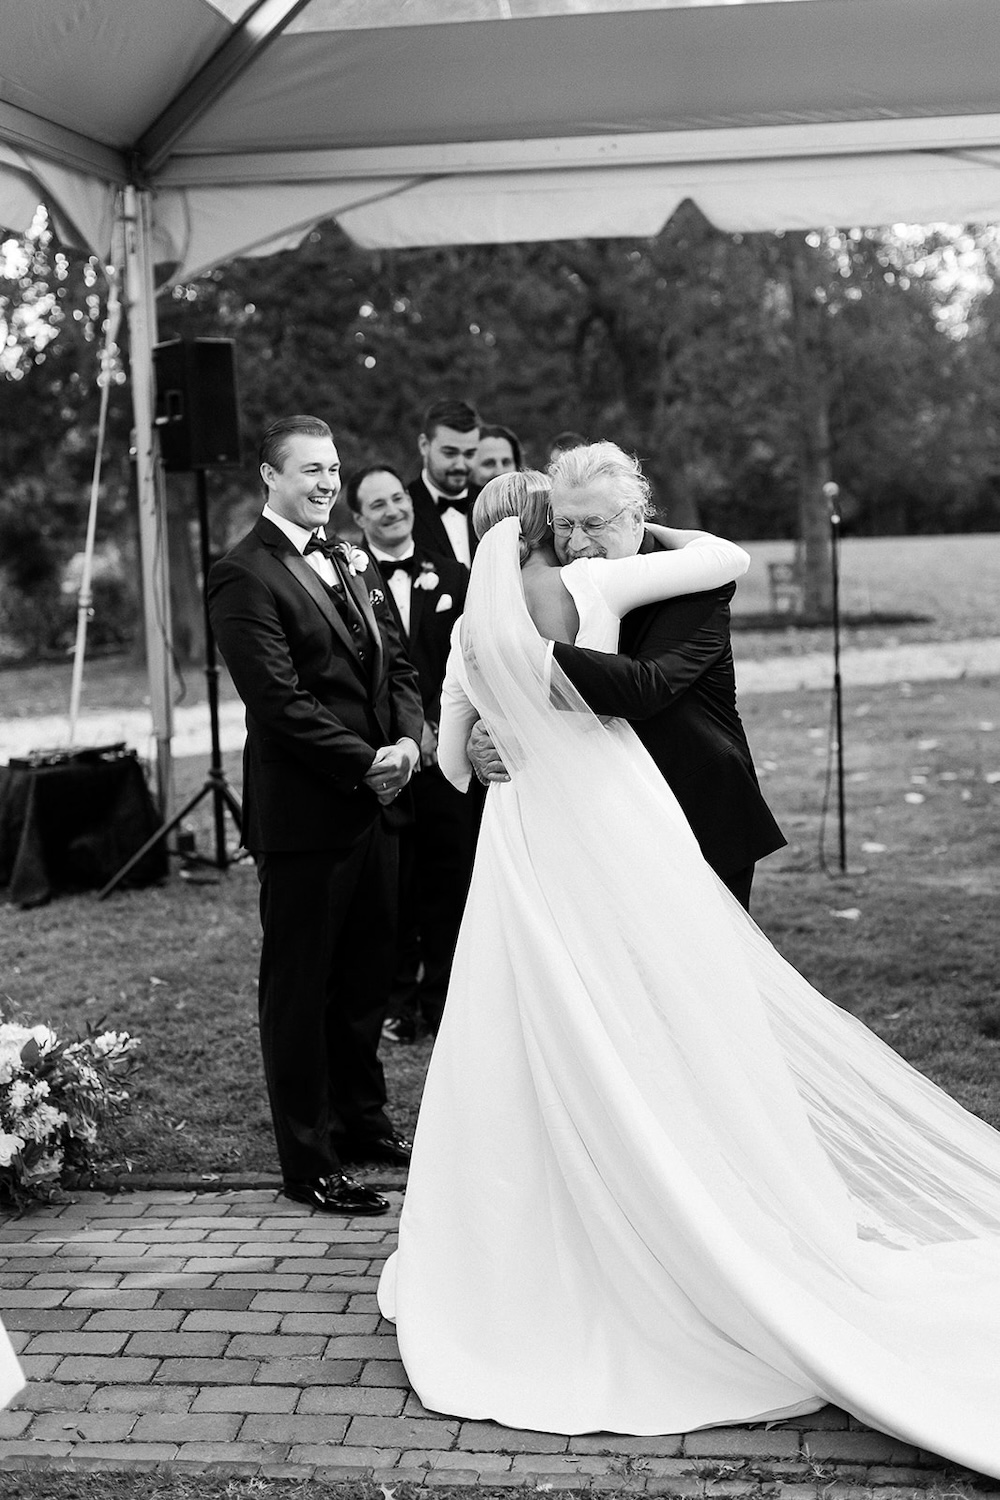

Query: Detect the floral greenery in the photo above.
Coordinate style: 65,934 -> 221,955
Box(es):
0,1014 -> 139,1208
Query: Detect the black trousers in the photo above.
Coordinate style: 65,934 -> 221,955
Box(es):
256,823 -> 398,1181
389,766 -> 478,1034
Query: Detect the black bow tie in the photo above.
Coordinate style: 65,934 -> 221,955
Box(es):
438,495 -> 470,516
380,556 -> 416,579
304,532 -> 337,559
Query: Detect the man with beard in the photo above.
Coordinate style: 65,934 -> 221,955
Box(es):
407,398 -> 480,569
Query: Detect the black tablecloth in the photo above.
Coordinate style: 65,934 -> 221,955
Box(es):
0,749 -> 168,907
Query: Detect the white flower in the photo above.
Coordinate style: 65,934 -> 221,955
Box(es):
368,588 -> 385,608
0,1024 -> 33,1047
29,1025 -> 58,1053
413,562 -> 440,591
69,1117 -> 99,1147
337,543 -> 369,576
0,1043 -> 24,1087
19,1102 -> 67,1143
0,1131 -> 25,1167
91,1031 -> 139,1058
7,1078 -> 32,1115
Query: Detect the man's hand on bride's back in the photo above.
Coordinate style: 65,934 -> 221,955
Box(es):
468,720 -> 510,784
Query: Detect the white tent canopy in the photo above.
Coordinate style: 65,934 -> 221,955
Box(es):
3,0 -> 1000,800
4,0 -> 1000,276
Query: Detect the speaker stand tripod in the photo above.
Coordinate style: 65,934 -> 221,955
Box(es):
98,470 -> 243,898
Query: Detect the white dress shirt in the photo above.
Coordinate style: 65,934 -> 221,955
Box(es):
262,504 -> 338,589
421,470 -> 471,568
371,543 -> 416,636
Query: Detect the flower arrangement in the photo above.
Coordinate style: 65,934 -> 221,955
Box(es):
413,561 -> 440,591
0,1017 -> 140,1209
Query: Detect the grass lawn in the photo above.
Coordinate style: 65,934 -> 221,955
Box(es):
735,531 -> 1000,649
1,664 -> 998,1182
0,1478 -> 540,1500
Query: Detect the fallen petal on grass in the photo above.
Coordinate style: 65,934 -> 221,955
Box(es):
904,792 -> 926,803
831,908 -> 862,921
861,842 -> 887,853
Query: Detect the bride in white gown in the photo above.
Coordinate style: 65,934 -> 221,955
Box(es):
378,473 -> 1000,1478
0,1320 -> 23,1409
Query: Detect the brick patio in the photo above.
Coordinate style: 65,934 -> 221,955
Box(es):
0,1186 -> 996,1495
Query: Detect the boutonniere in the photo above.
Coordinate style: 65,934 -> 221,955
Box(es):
413,561 -> 440,591
369,588 -> 385,608
336,543 -> 369,576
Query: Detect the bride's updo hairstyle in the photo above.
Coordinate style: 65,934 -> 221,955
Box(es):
473,470 -> 552,563
547,440 -> 653,520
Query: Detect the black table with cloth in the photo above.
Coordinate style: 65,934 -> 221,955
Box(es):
0,747 -> 167,907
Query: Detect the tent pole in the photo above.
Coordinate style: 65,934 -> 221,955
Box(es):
122,183 -> 174,814
68,267 -> 122,744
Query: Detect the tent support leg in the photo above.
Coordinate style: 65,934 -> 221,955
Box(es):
122,184 -> 174,814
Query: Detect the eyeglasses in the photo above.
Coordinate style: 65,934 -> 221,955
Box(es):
547,505 -> 632,538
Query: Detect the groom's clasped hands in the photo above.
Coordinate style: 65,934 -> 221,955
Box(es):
363,738 -> 421,804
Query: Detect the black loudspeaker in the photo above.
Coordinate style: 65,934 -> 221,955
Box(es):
153,337 -> 242,471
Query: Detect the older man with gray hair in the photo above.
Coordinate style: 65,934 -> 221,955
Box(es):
470,440 -> 784,909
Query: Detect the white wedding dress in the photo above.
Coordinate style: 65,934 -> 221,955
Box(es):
378,518 -> 1000,1477
0,1320 -> 23,1410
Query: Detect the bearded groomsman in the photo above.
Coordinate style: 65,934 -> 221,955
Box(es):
208,416 -> 423,1215
407,398 -> 480,569
347,463 -> 476,1039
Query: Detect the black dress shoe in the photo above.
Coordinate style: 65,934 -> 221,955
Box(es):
281,1173 -> 389,1215
340,1131 -> 412,1167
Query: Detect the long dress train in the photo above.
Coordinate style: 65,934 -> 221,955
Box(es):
379,517 -> 1000,1477
0,1319 -> 24,1409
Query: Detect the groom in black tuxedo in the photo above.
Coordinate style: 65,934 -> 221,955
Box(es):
469,443 -> 783,911
208,416 -> 424,1215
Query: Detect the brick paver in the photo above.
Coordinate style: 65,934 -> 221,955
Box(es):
1,1187 -> 998,1494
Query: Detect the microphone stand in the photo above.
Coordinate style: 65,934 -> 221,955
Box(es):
824,481 -> 847,873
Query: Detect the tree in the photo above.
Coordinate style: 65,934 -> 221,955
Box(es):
4,207 -> 1000,661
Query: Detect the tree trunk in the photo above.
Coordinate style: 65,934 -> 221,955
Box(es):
789,238 -> 834,618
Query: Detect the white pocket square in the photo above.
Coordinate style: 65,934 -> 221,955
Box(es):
435,594 -> 453,613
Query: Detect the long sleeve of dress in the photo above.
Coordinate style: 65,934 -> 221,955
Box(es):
570,535 -> 749,624
437,625 -> 480,793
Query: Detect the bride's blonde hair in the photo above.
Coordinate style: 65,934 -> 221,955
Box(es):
472,470 -> 552,563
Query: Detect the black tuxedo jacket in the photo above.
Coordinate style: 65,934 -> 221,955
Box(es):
408,476 -> 477,567
375,546 -> 468,725
208,517 -> 423,854
552,532 -> 785,880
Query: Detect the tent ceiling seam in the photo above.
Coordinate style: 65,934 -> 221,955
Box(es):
136,0 -> 315,176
